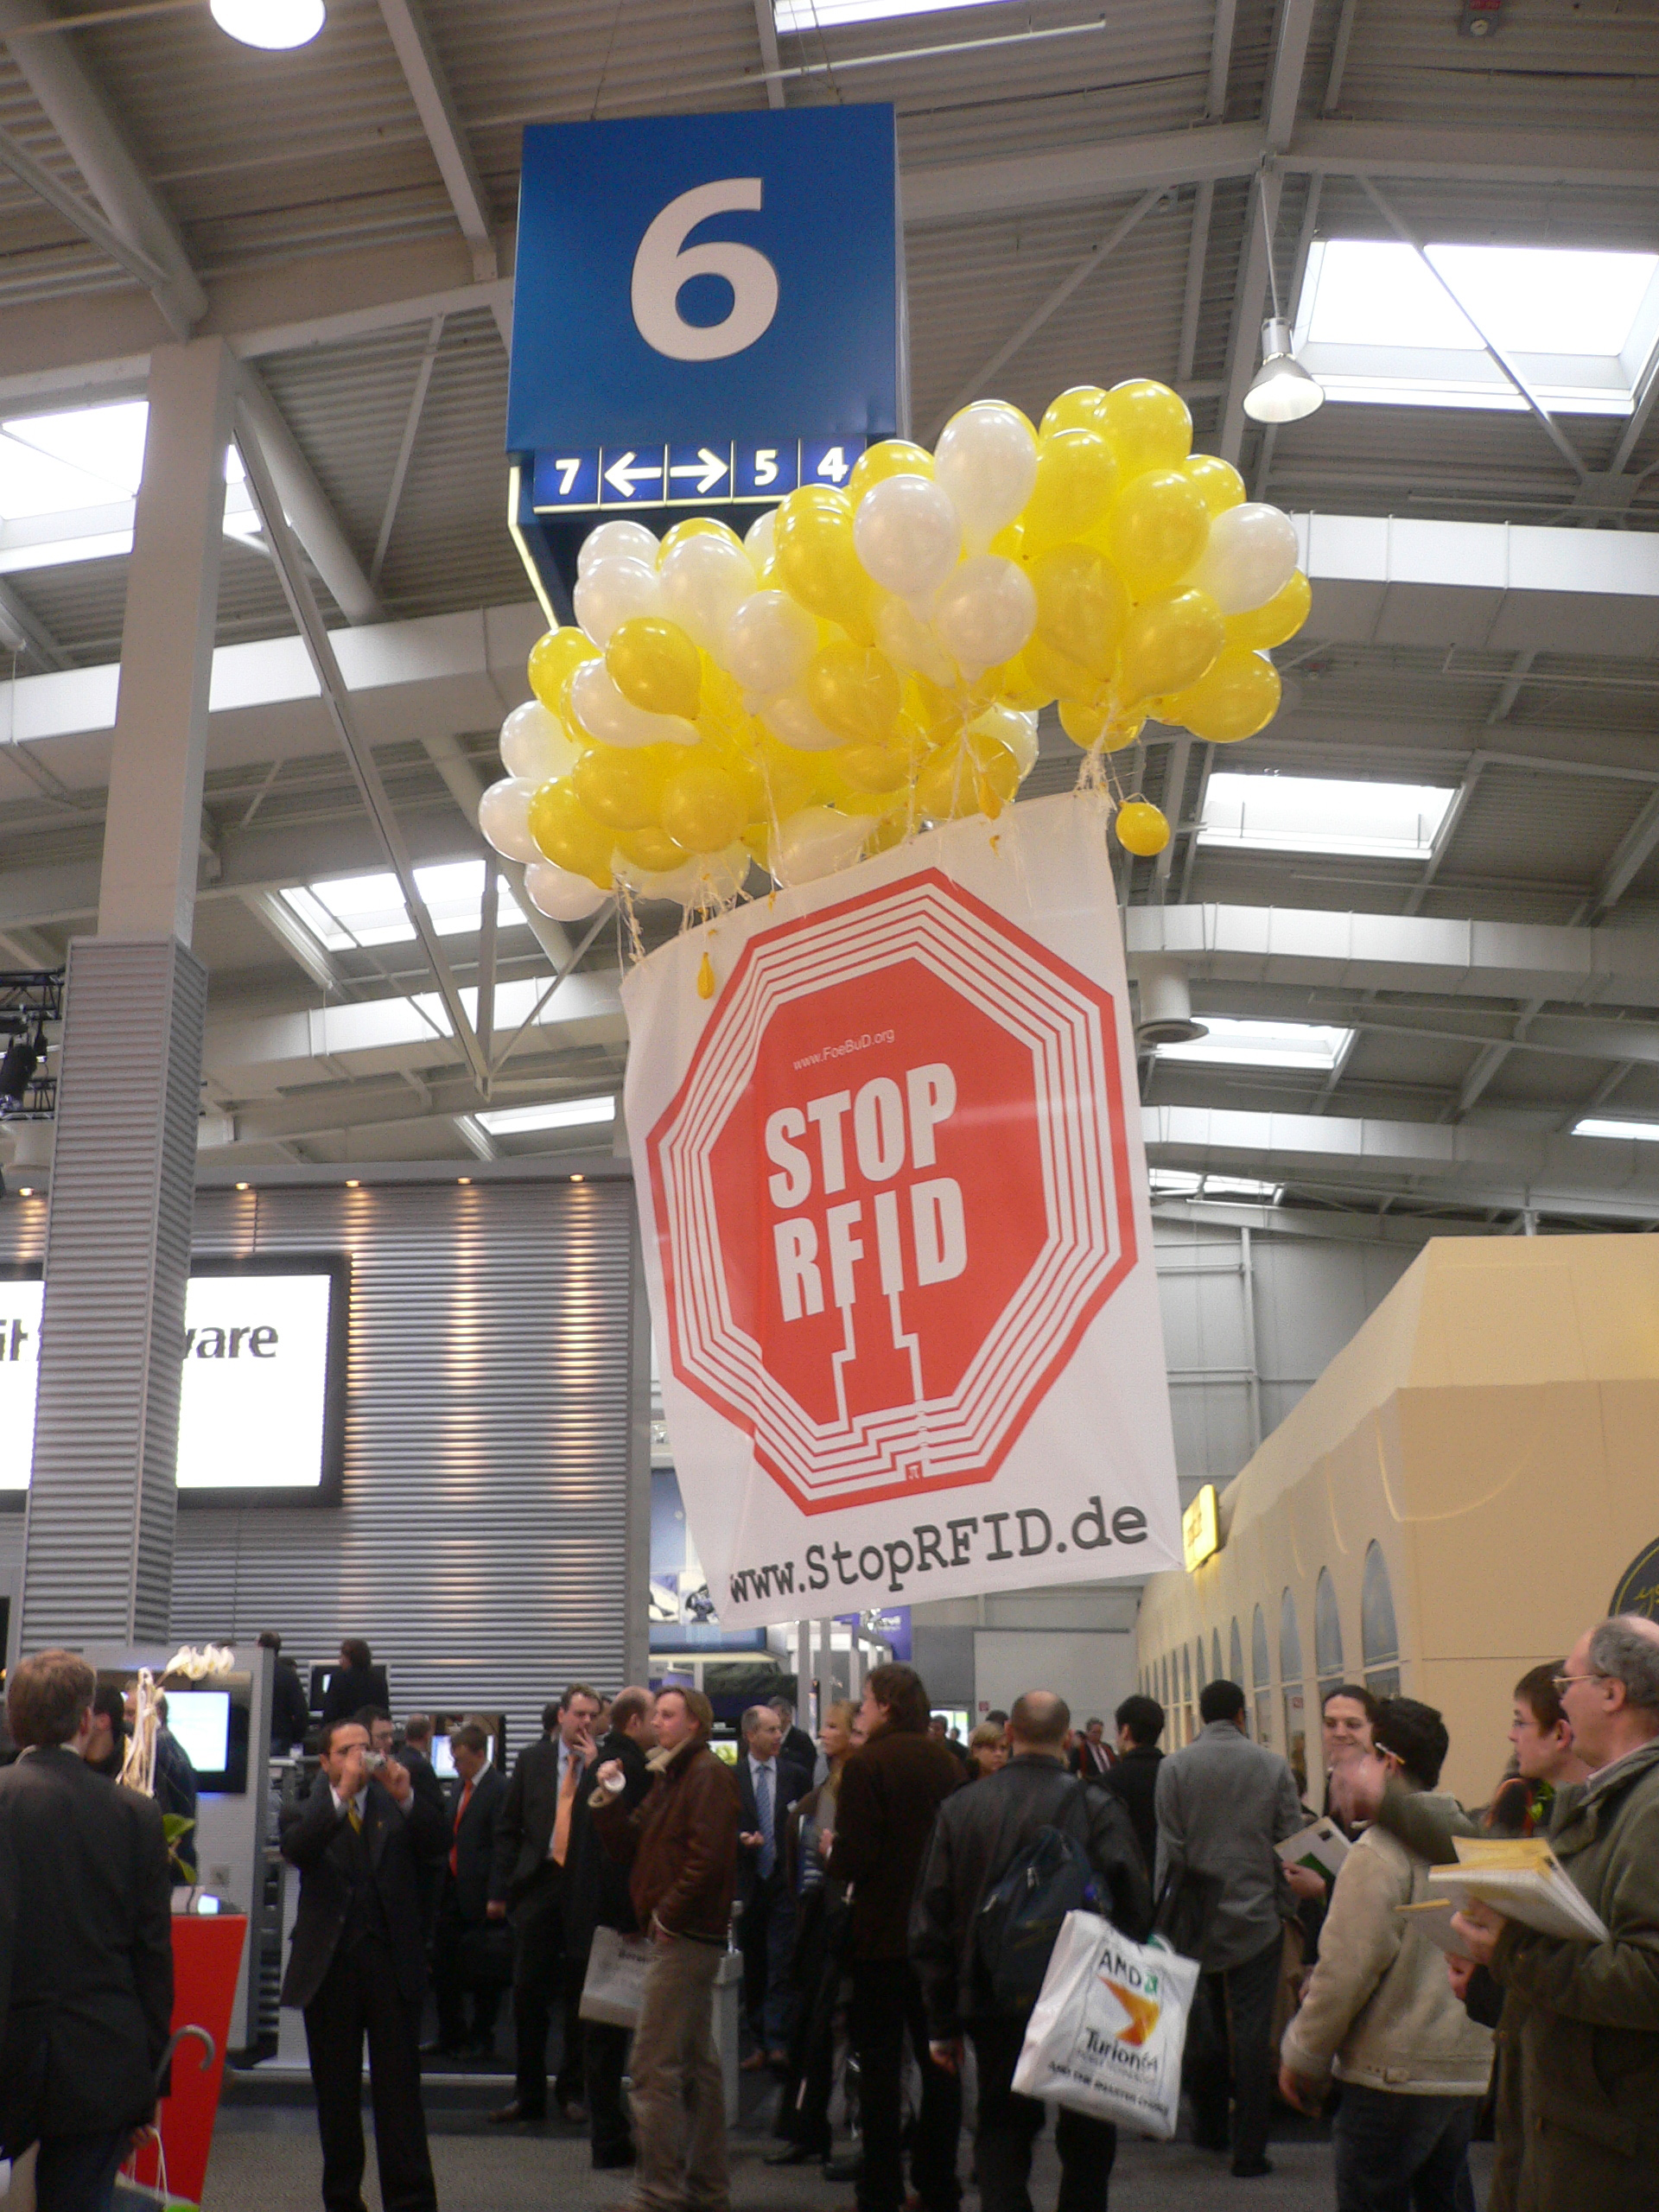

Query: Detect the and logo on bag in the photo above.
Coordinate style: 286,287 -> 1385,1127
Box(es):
1096,1952 -> 1163,2046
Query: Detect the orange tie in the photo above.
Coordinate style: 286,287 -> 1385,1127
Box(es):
552,1753 -> 581,1866
449,1777 -> 473,1876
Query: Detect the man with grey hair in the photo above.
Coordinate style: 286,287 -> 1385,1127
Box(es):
735,1702 -> 810,2067
1452,1615 -> 1659,2209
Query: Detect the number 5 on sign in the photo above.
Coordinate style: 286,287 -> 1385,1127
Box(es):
632,180 -> 781,363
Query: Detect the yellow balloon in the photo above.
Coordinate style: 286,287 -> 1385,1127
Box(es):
806,641 -> 902,747
971,658 -> 1050,713
1019,635 -> 1095,703
834,740 -> 911,797
1023,429 -> 1120,550
752,733 -> 822,819
1058,699 -> 1144,753
658,516 -> 741,560
1161,644 -> 1281,742
617,823 -> 686,873
1103,380 -> 1192,476
527,780 -> 613,886
849,439 -> 936,500
660,759 -> 748,854
1225,569 -> 1312,652
572,744 -> 669,832
916,738 -> 1019,822
1029,543 -> 1131,680
863,810 -> 907,855
773,487 -> 874,639
1116,588 -> 1226,703
1103,470 -> 1211,597
606,616 -> 702,719
528,626 -> 598,713
1181,453 -> 1247,518
1116,800 -> 1170,857
1039,386 -> 1111,439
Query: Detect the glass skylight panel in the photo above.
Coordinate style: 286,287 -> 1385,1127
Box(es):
1157,1018 -> 1351,1074
1150,1169 -> 1284,1203
280,861 -> 525,953
1199,773 -> 1456,861
774,0 -> 1001,28
0,400 -> 149,521
476,1096 -> 616,1135
1294,241 -> 1659,414
1573,1117 -> 1659,1143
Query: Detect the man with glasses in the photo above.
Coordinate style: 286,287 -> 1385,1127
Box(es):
1452,1616 -> 1659,2211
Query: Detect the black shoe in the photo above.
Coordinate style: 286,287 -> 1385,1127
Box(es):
559,2098 -> 589,2126
1231,2158 -> 1274,2177
823,2152 -> 862,2181
488,2101 -> 545,2125
766,2143 -> 818,2166
592,2148 -> 636,2170
420,2039 -> 462,2058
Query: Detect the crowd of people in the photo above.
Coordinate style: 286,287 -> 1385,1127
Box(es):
2,1611 -> 1656,2212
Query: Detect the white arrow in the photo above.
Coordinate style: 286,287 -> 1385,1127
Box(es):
670,446 -> 730,495
602,450 -> 663,499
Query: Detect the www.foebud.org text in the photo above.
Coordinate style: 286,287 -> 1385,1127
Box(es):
725,1492 -> 1149,1607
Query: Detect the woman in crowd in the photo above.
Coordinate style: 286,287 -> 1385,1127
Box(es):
966,1721 -> 1008,1780
768,1701 -> 857,2171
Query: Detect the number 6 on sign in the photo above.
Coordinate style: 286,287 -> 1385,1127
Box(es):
632,178 -> 781,363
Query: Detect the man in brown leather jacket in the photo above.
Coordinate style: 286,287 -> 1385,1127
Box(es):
593,1685 -> 740,2212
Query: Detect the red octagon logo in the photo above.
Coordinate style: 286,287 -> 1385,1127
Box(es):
647,868 -> 1139,1513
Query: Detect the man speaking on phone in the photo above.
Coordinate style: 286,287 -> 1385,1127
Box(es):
281,1717 -> 448,2212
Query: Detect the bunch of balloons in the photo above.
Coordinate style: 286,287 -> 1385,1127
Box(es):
479,378 -> 1311,922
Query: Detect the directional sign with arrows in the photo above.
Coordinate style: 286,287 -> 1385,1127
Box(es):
531,436 -> 863,515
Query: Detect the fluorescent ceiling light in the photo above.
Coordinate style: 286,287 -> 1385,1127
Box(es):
280,861 -> 525,953
1150,1168 -> 1284,1203
1157,1017 -> 1351,1074
1199,772 -> 1456,861
0,401 -> 149,523
1573,1117 -> 1659,1143
211,0 -> 326,47
476,1096 -> 616,1135
775,0 -> 997,25
1294,240 -> 1659,414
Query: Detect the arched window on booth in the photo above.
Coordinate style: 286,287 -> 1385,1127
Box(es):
1181,1644 -> 1193,1745
1251,1605 -> 1272,1745
1196,1637 -> 1208,1698
1230,1618 -> 1244,1689
1362,1542 -> 1402,1699
1280,1588 -> 1306,1792
1211,1627 -> 1224,1685
1315,1568 -> 1345,1708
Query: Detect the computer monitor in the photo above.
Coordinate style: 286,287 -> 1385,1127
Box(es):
97,1672 -> 252,1795
429,1712 -> 506,1776
308,1664 -> 334,1718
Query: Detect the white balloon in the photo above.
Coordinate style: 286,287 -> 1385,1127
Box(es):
745,508 -> 777,571
933,402 -> 1038,554
873,592 -> 959,687
768,806 -> 869,887
569,659 -> 697,749
612,851 -> 700,904
499,699 -> 580,785
930,555 -> 1036,675
577,518 -> 658,578
613,844 -> 749,906
477,775 -> 542,865
722,590 -> 817,696
970,703 -> 1039,778
659,535 -> 756,653
853,473 -> 962,599
1187,503 -> 1299,615
761,686 -> 845,754
572,555 -> 660,645
523,858 -> 609,921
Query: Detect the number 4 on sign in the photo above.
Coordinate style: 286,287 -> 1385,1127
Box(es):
816,447 -> 849,484
803,437 -> 865,487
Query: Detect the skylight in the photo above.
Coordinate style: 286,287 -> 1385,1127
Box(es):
1294,241 -> 1659,414
476,1096 -> 616,1135
1573,1117 -> 1659,1144
1157,1018 -> 1352,1074
0,400 -> 149,523
1151,1169 -> 1284,1203
774,0 -> 999,27
1199,773 -> 1456,861
280,861 -> 525,953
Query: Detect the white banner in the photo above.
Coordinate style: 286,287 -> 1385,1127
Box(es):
623,792 -> 1182,1629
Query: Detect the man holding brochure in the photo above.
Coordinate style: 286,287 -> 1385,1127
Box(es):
1448,1616 -> 1659,2211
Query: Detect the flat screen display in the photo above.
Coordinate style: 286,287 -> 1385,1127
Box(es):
0,1257 -> 347,1500
165,1688 -> 231,1773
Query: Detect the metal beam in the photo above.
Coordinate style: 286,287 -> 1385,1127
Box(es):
1587,788 -> 1659,923
370,315 -> 443,588
375,0 -> 497,283
236,366 -> 385,624
238,887 -> 355,997
753,0 -> 785,108
0,576 -> 67,667
420,731 -> 574,971
0,118 -> 174,298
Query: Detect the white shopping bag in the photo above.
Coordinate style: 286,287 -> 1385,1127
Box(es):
1012,1910 -> 1200,2139
579,1925 -> 656,2028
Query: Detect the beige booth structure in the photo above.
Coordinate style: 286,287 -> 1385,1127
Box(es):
1135,1236 -> 1659,1808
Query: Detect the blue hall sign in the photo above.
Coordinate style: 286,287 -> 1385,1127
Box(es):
505,105 -> 905,611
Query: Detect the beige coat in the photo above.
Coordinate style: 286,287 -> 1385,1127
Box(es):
1281,1799 -> 1493,2095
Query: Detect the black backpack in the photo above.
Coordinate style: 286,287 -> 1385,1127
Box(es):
972,1780 -> 1101,2017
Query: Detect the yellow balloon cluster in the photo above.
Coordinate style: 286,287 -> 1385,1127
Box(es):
480,380 -> 1310,912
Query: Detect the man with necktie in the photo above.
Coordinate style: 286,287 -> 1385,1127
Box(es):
736,1702 -> 812,2069
429,1722 -> 506,2057
1071,1717 -> 1116,1783
279,1716 -> 448,2212
488,1683 -> 601,2125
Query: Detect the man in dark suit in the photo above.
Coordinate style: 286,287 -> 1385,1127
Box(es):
735,1702 -> 812,2069
562,1686 -> 655,2169
769,1694 -> 818,1776
319,1638 -> 391,1730
0,1649 -> 174,2212
280,1715 -> 447,2212
381,1711 -> 446,1937
1103,1693 -> 1165,1878
259,1630 -> 313,1755
429,1723 -> 506,2056
488,1683 -> 601,2126
1071,1715 -> 1116,1783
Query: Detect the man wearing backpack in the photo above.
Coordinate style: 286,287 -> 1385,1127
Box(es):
911,1693 -> 1152,2212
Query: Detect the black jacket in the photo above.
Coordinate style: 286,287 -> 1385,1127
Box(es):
910,1751 -> 1153,2040
735,1751 -> 812,1901
319,1662 -> 391,1729
565,1729 -> 652,1948
278,1770 -> 447,2010
829,1726 -> 963,1961
491,1732 -> 588,1906
443,1764 -> 505,1926
270,1658 -> 313,1754
1103,1743 -> 1163,1878
0,1748 -> 174,2151
782,1724 -> 817,1773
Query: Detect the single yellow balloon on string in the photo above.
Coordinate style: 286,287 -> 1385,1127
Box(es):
572,744 -> 669,832
1029,543 -> 1130,679
1181,453 -> 1248,518
1103,469 -> 1211,597
1224,569 -> 1312,652
773,486 -> 874,639
660,759 -> 748,854
806,641 -> 903,747
1103,380 -> 1192,475
607,616 -> 702,719
1161,645 -> 1282,742
849,439 -> 936,499
1022,429 -> 1120,550
527,779 -> 613,887
528,625 -> 598,713
617,823 -> 686,873
1116,800 -> 1170,856
659,516 -> 741,559
1116,588 -> 1226,703
1039,385 -> 1111,439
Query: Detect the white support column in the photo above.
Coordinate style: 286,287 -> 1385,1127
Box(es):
20,337 -> 230,1652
